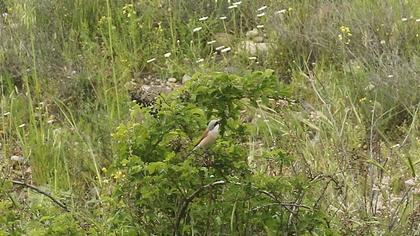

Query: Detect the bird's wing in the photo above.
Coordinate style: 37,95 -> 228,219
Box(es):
194,129 -> 209,148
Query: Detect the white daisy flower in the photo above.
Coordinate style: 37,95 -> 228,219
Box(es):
146,58 -> 156,63
192,27 -> 202,32
257,6 -> 268,11
221,47 -> 231,53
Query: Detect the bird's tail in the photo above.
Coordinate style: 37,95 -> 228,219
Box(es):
184,146 -> 198,158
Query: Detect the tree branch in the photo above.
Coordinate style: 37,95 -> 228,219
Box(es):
12,180 -> 69,212
173,180 -> 225,236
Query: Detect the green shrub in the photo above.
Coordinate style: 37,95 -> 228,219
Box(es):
107,70 -> 336,235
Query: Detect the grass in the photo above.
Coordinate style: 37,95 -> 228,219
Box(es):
0,0 -> 419,234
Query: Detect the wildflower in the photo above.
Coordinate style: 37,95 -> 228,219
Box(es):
196,58 -> 204,63
113,170 -> 125,180
380,40 -> 385,44
248,56 -> 257,60
221,47 -> 231,53
102,167 -> 108,173
338,26 -> 351,44
416,18 -> 420,22
2,12 -> 8,18
275,9 -> 287,14
288,7 -> 293,11
199,16 -> 209,21
256,24 -> 264,29
146,58 -> 156,63
391,143 -> 400,148
257,6 -> 268,12
122,4 -> 136,18
387,74 -> 394,78
164,52 -> 171,58
340,26 -> 350,34
219,16 -> 227,20
98,16 -> 110,25
192,27 -> 202,32
257,13 -> 266,17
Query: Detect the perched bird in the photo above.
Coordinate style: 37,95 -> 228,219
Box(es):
186,119 -> 220,157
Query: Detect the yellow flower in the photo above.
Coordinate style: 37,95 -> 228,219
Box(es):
340,26 -> 350,34
113,170 -> 125,180
338,26 -> 351,44
122,4 -> 136,18
98,16 -> 110,25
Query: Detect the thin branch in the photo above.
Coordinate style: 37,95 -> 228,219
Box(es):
173,180 -> 225,236
232,181 -> 312,212
12,180 -> 69,212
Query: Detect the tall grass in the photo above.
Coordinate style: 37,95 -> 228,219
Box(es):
0,0 -> 419,234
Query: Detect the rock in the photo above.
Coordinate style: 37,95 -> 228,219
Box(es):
168,77 -> 177,83
253,36 -> 265,43
246,28 -> 259,39
256,43 -> 269,53
130,84 -> 171,106
10,155 -> 26,163
238,40 -> 257,55
214,32 -> 235,48
405,178 -> 416,187
238,41 -> 269,56
181,74 -> 192,84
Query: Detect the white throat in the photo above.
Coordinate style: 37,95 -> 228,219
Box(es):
209,124 -> 220,136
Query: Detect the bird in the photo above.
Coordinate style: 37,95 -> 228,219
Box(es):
185,119 -> 221,157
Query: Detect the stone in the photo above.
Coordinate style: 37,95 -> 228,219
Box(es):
253,36 -> 265,43
10,155 -> 26,163
246,28 -> 259,39
256,43 -> 269,53
181,74 -> 192,84
238,41 -> 269,56
238,40 -> 257,55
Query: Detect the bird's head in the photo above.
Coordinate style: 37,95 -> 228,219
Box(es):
207,119 -> 221,132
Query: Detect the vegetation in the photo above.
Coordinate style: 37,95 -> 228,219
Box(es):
1,0 -> 419,234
